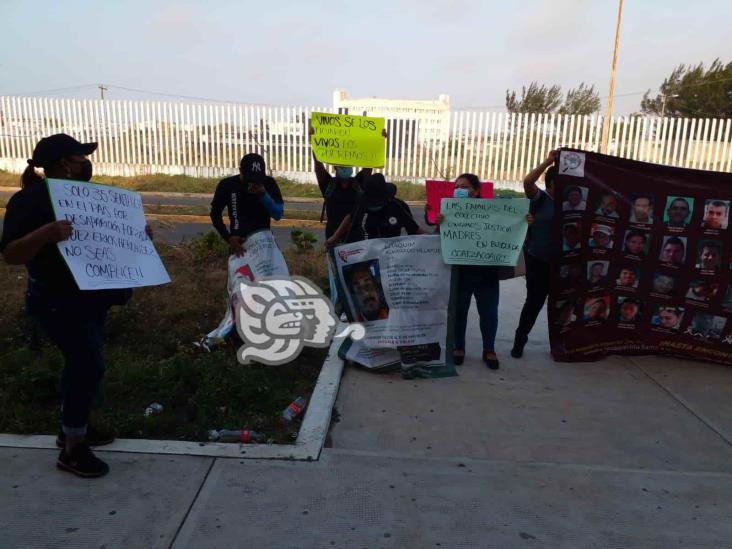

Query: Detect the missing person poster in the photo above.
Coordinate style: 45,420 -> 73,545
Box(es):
205,230 -> 289,345
333,235 -> 456,378
550,148 -> 732,366
310,112 -> 386,168
46,178 -> 170,289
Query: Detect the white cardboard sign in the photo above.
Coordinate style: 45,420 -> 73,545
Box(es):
47,178 -> 171,290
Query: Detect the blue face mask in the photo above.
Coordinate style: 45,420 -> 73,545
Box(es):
453,187 -> 470,199
335,167 -> 353,179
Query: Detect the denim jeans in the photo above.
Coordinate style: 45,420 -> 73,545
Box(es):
454,266 -> 500,351
28,290 -> 108,437
515,253 -> 551,344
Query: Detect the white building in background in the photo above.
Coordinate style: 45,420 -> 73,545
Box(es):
332,89 -> 450,146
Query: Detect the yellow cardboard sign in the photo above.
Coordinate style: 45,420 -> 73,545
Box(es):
310,112 -> 386,168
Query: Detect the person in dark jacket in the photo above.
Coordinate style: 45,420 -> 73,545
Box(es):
511,150 -> 557,358
326,173 -> 423,245
0,134 -> 152,478
210,153 -> 283,255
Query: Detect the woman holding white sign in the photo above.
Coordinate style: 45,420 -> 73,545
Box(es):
434,174 -> 532,370
0,134 -> 150,478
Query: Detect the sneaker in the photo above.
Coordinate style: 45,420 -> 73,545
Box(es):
57,444 -> 109,478
56,426 -> 116,448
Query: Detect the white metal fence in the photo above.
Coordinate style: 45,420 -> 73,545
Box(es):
1,96 -> 731,184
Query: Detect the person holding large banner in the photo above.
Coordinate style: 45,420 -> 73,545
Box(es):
511,150 -> 558,358
210,153 -> 284,256
0,134 -> 154,478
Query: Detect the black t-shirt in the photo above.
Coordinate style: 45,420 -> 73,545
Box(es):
318,171 -> 367,238
346,199 -> 420,243
0,182 -> 79,293
210,175 -> 283,240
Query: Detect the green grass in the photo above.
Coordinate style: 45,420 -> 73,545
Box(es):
0,232 -> 330,443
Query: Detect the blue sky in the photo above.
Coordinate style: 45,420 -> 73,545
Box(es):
1,0 -> 730,113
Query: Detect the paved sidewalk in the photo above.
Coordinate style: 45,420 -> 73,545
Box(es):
2,278 -> 732,548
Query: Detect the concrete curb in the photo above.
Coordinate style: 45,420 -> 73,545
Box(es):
0,325 -> 348,460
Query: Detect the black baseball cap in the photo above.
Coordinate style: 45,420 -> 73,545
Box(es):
363,173 -> 389,207
240,153 -> 267,183
29,133 -> 97,169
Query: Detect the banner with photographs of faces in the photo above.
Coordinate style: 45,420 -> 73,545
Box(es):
549,148 -> 732,366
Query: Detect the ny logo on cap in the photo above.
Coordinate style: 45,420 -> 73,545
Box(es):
252,161 -> 262,172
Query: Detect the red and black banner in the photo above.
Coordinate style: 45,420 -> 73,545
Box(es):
549,148 -> 732,365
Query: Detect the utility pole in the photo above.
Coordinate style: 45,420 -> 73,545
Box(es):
660,93 -> 678,118
98,83 -> 108,100
601,0 -> 624,154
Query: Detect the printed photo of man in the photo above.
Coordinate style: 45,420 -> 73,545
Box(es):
629,194 -> 654,224
701,199 -> 730,230
589,224 -> 614,249
559,263 -> 583,289
623,229 -> 648,258
659,236 -> 686,265
616,265 -> 639,288
686,314 -> 726,341
652,306 -> 684,330
562,222 -> 582,252
345,260 -> 389,322
594,193 -> 620,218
696,240 -> 723,271
617,297 -> 642,322
651,272 -> 677,296
555,300 -> 577,328
664,196 -> 692,228
587,261 -> 609,287
583,296 -> 610,322
562,186 -> 587,212
685,280 -> 719,302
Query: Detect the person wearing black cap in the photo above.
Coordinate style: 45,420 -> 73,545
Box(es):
210,153 -> 284,255
1,133 -> 150,478
325,173 -> 423,246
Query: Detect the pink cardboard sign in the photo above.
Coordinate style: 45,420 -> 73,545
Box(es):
425,180 -> 495,224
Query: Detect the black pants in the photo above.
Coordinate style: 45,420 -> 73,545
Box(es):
515,253 -> 550,343
28,290 -> 109,437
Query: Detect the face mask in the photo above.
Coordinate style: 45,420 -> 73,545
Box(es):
335,167 -> 353,179
453,188 -> 470,199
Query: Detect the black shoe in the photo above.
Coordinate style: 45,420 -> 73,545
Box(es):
453,350 -> 465,366
511,334 -> 527,358
483,351 -> 500,370
56,426 -> 116,448
57,444 -> 109,478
